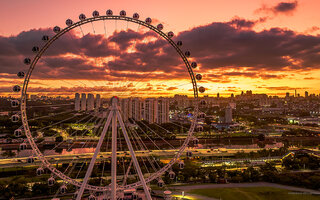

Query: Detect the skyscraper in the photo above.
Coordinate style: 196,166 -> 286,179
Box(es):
96,94 -> 101,110
143,98 -> 156,123
120,98 -> 130,122
87,93 -> 95,111
225,104 -> 232,124
131,97 -> 141,121
75,93 -> 80,111
155,97 -> 169,124
81,93 -> 86,111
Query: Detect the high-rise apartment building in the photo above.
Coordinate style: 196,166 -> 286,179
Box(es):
87,93 -> 95,111
81,93 -> 86,111
75,93 -> 80,111
225,104 -> 232,124
155,97 -> 169,124
143,98 -> 156,123
96,94 -> 101,110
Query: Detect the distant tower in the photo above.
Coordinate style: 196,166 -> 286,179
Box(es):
295,89 -> 297,97
217,93 -> 220,98
96,94 -> 101,110
231,93 -> 234,98
87,93 -> 95,111
286,92 -> 290,98
225,104 -> 232,124
75,93 -> 80,111
81,93 -> 86,111
305,91 -> 309,98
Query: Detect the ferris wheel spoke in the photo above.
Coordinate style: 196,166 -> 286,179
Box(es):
131,119 -> 162,151
34,112 -> 81,133
76,109 -> 113,200
138,120 -> 175,149
26,103 -> 73,109
116,109 -> 152,200
128,129 -> 151,178
129,128 -> 158,174
27,109 -> 75,121
51,113 -> 98,151
130,127 -> 162,170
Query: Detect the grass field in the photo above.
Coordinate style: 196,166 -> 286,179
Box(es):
189,187 -> 320,200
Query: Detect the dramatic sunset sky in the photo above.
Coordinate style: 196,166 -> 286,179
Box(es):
1,0 -> 320,97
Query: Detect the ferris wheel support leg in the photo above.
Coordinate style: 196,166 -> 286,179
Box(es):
76,111 -> 113,200
111,109 -> 117,200
116,110 -> 153,200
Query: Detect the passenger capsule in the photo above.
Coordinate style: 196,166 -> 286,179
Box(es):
186,151 -> 192,158
178,161 -> 184,169
120,10 -> 126,17
193,137 -> 199,146
27,156 -> 34,163
169,171 -> 175,179
88,194 -> 96,200
13,85 -> 21,92
66,19 -> 73,26
177,41 -> 183,46
158,179 -> 164,188
60,185 -> 67,194
48,177 -> 55,186
199,113 -> 206,118
53,26 -> 61,33
42,35 -> 49,41
92,10 -> 99,17
14,129 -> 22,137
185,51 -> 191,57
32,46 -> 39,53
79,13 -> 86,21
17,71 -> 25,78
19,142 -> 27,150
200,100 -> 206,106
133,13 -> 139,19
196,125 -> 204,132
191,62 -> 197,68
145,17 -> 152,24
196,74 -> 202,81
11,114 -> 20,122
157,24 -> 164,30
199,86 -> 205,93
11,100 -> 19,107
168,31 -> 174,38
106,9 -> 113,16
24,58 -> 31,65
36,167 -> 44,176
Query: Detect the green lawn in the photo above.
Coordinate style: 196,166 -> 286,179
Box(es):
189,187 -> 320,200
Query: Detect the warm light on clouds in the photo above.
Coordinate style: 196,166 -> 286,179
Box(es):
1,0 -> 320,97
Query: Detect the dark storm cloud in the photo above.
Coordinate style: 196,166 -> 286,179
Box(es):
228,17 -> 267,29
256,1 -> 298,15
1,14 -> 320,84
177,22 -> 320,73
274,1 -> 298,13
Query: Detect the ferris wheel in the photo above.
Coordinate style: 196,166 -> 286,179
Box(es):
11,9 -> 205,200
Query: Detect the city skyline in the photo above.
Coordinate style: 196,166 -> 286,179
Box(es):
1,1 -> 320,97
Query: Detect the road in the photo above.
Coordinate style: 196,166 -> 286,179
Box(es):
0,148 -> 271,168
169,182 -> 320,200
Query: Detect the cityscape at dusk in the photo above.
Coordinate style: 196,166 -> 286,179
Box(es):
0,0 -> 320,200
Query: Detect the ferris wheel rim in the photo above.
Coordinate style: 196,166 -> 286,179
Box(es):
19,13 -> 199,192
